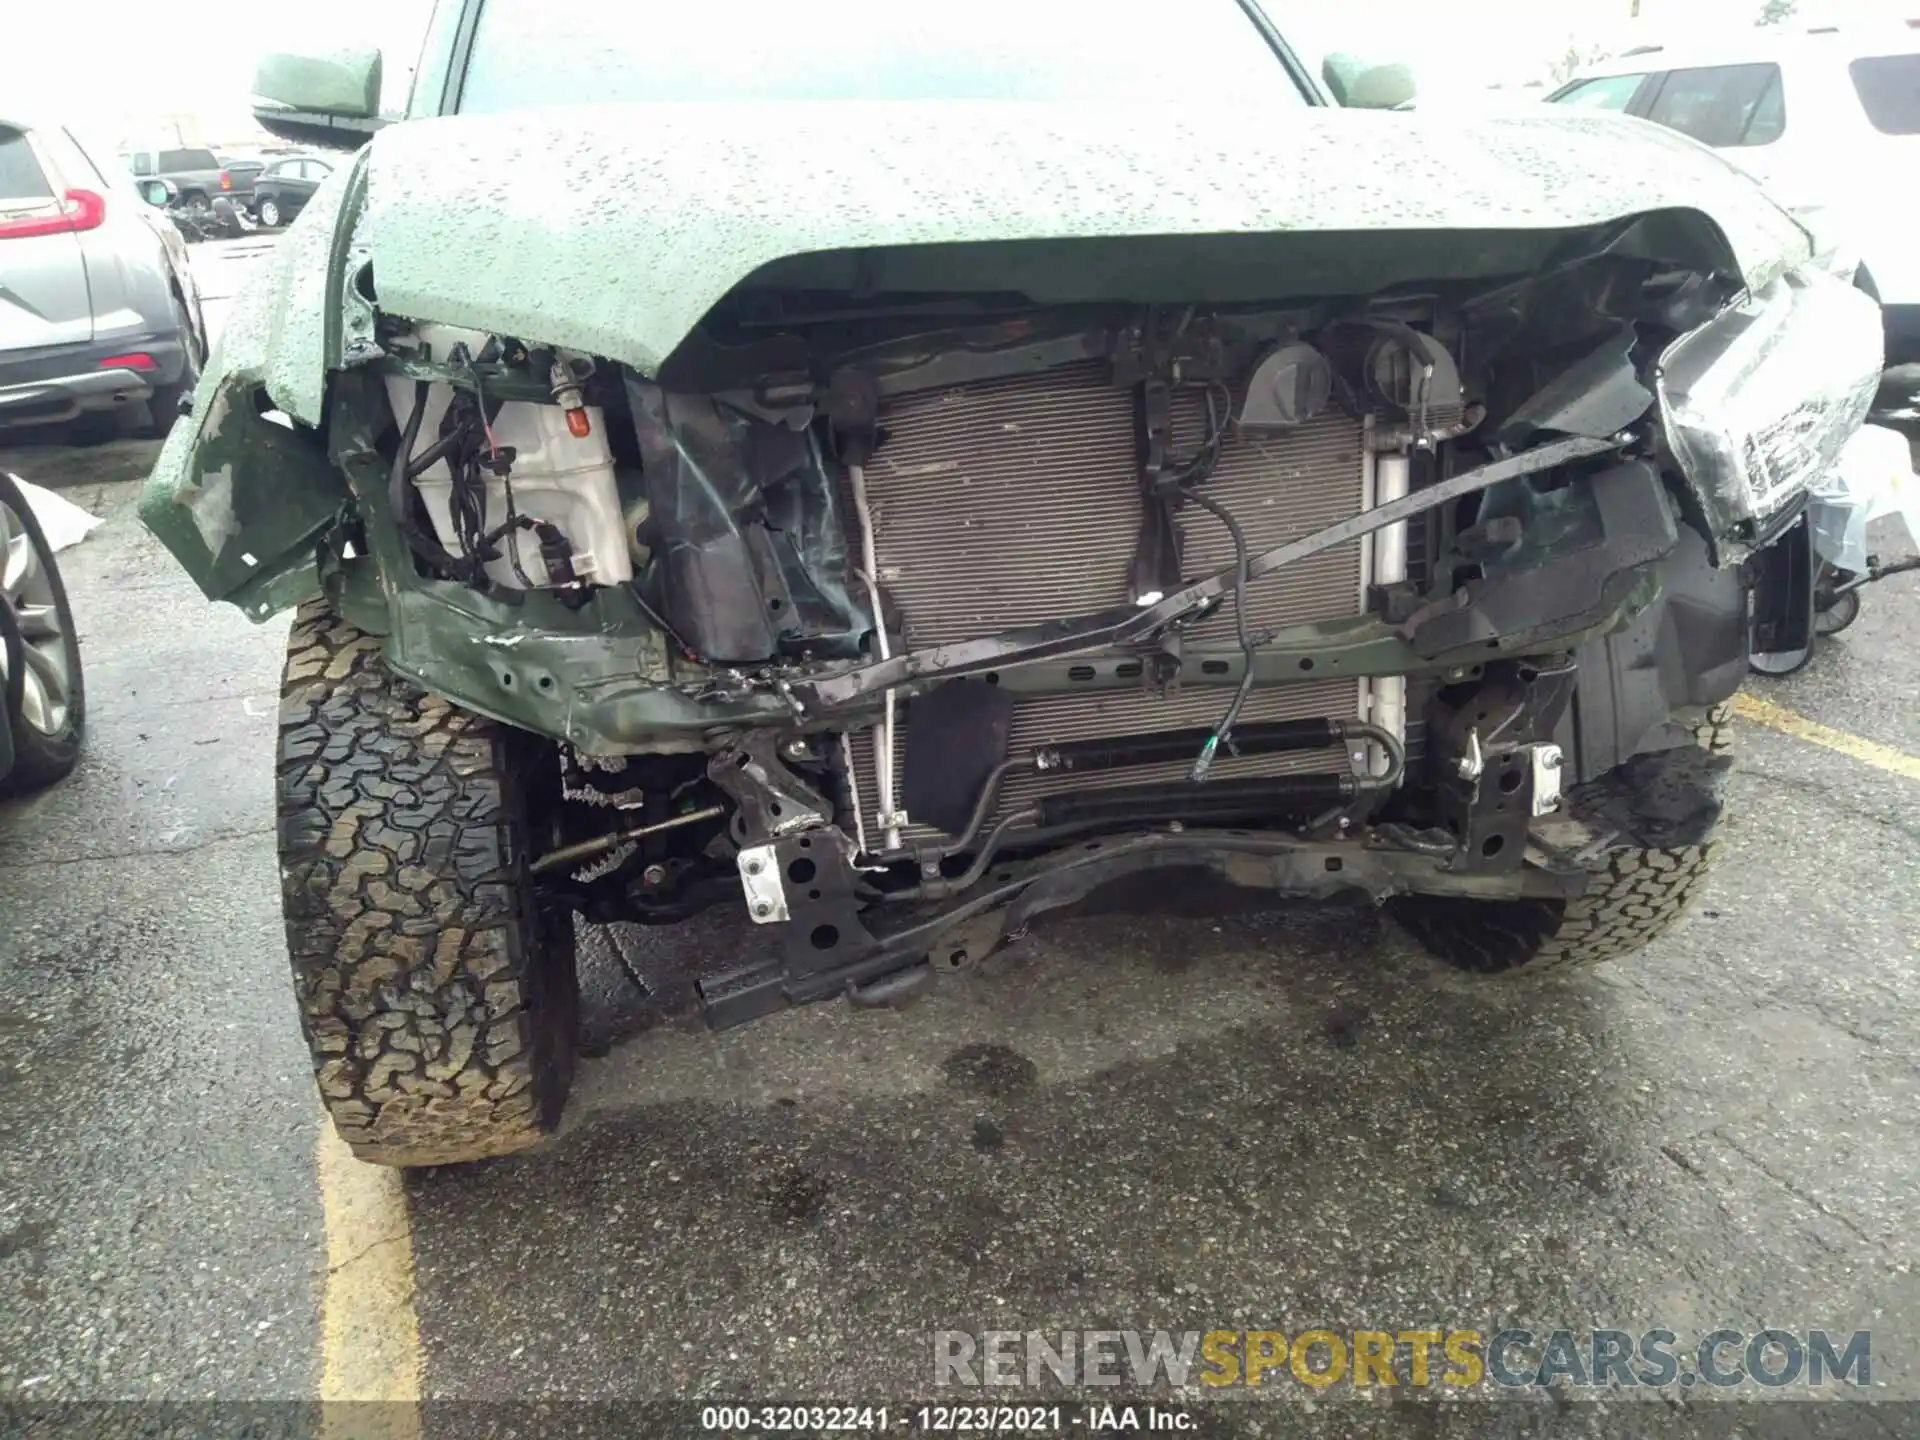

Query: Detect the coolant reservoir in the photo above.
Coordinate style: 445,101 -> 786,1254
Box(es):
385,372 -> 633,591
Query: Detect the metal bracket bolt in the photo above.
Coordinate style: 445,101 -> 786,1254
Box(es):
1456,727 -> 1486,782
1529,743 -> 1564,816
738,844 -> 789,925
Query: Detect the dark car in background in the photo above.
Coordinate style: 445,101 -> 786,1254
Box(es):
249,154 -> 333,229
3,115 -> 207,436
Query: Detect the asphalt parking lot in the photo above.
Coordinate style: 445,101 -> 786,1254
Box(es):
3,239 -> 1919,1437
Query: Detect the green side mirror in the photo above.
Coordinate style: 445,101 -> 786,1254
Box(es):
253,49 -> 383,119
138,179 -> 175,208
1323,53 -> 1418,110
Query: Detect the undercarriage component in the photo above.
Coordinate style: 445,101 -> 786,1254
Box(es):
905,714 -> 1399,866
701,829 -> 878,1026
1393,706 -> 1733,973
1017,713 -> 1404,833
530,803 -> 725,876
1031,773 -> 1351,827
1038,717 -> 1341,773
1528,744 -> 1565,817
738,844 -> 788,923
693,821 -> 1590,1031
1427,660 -> 1577,872
706,732 -> 833,843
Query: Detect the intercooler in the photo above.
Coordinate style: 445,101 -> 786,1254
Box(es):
845,361 -> 1372,845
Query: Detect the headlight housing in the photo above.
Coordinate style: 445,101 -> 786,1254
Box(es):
1657,266 -> 1882,557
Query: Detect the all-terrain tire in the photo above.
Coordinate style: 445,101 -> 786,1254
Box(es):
1389,705 -> 1734,976
277,601 -> 578,1165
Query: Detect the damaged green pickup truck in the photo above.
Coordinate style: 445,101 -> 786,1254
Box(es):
141,0 -> 1883,1166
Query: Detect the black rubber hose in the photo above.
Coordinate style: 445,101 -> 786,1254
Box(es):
909,717 -> 1356,868
921,756 -> 1027,862
389,382 -> 460,569
1181,483 -> 1257,780
1033,773 -> 1351,829
404,426 -> 463,481
1042,717 -> 1339,773
389,382 -> 480,579
389,381 -> 428,521
887,806 -> 1040,902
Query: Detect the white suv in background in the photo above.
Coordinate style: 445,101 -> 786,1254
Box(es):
1551,26 -> 1920,379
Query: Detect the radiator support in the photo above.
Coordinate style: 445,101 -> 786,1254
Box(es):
846,360 -> 1371,845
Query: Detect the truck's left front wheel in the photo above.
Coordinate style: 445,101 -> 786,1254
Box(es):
277,601 -> 578,1166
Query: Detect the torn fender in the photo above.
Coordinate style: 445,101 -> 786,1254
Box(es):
138,157 -> 364,612
137,375 -> 349,618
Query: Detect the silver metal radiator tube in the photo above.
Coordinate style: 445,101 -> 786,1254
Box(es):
1370,452 -> 1410,776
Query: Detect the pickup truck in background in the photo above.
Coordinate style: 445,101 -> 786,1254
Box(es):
117,147 -> 257,232
216,154 -> 266,212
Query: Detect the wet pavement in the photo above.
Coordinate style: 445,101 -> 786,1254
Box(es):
2,238 -> 1918,1434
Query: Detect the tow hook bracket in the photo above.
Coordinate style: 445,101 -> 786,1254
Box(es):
1432,662 -> 1576,873
738,844 -> 788,923
1529,743 -> 1565,817
699,832 -> 884,1029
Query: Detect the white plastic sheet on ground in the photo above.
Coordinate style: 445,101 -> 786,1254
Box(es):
1808,424 -> 1920,573
11,477 -> 104,554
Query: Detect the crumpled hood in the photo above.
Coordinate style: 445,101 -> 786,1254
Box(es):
357,101 -> 1810,377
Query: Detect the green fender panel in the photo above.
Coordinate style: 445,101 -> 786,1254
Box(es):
137,377 -> 350,620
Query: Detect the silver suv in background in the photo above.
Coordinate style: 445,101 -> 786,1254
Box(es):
1,116 -> 207,436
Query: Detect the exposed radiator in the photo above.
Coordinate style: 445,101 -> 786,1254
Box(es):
846,362 -> 1370,845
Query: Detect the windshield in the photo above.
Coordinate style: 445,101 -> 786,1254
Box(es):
457,0 -> 1307,112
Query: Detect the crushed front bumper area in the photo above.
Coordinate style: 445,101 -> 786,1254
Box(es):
689,679 -> 1737,1031
695,823 -> 1586,1029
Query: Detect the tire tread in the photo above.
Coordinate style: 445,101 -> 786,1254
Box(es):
1391,704 -> 1732,977
277,600 -> 575,1165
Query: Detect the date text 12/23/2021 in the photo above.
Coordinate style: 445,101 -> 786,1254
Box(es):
700,1406 -> 1197,1432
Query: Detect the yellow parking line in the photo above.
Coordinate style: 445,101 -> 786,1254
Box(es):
1732,692 -> 1920,781
317,1122 -> 424,1440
